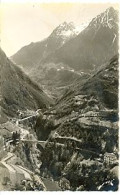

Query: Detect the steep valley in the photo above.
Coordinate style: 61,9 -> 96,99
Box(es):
0,6 -> 119,191
0,53 -> 118,191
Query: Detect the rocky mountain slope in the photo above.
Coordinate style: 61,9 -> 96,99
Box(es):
0,48 -> 52,119
38,54 -> 118,190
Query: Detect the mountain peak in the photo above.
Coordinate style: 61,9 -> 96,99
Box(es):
106,6 -> 116,13
50,21 -> 76,38
58,21 -> 75,30
104,6 -> 118,18
89,6 -> 118,29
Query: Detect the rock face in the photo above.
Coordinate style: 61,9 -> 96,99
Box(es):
0,48 -> 52,118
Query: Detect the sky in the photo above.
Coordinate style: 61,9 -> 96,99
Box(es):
0,0 -> 119,57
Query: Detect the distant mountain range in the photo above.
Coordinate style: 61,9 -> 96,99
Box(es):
12,7 -> 118,75
53,7 -> 118,71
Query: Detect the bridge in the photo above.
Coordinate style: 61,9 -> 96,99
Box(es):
21,139 -> 64,150
21,139 -> 47,149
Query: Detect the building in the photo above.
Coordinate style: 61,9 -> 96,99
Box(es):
104,152 -> 117,165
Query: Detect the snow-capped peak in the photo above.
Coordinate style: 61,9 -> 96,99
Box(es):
50,21 -> 89,38
50,21 -> 76,38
